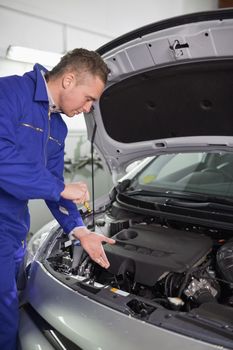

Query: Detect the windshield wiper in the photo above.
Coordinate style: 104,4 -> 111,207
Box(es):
125,189 -> 233,208
166,198 -> 233,211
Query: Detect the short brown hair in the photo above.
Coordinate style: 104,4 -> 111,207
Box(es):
46,48 -> 110,84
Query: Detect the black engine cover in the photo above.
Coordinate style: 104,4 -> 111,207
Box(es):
104,224 -> 212,286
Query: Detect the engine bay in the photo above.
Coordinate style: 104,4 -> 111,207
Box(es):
45,201 -> 233,317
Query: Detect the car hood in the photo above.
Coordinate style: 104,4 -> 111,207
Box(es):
85,9 -> 233,175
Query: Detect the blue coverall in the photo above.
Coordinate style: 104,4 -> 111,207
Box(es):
0,64 -> 84,350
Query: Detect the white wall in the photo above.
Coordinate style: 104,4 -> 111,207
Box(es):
0,0 -> 218,45
0,0 -> 218,75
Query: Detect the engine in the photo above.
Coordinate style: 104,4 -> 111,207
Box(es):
47,210 -> 233,312
104,224 -> 212,286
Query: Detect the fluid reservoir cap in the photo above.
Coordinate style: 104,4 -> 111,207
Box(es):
168,297 -> 184,306
95,219 -> 106,227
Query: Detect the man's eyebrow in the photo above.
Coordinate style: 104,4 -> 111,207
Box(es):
87,95 -> 97,102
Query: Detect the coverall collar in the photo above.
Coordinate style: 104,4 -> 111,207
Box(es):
33,63 -> 49,103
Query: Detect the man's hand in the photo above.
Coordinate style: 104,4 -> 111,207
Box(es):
72,227 -> 115,269
60,182 -> 90,204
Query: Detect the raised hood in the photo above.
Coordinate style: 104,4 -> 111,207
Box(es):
85,9 -> 233,174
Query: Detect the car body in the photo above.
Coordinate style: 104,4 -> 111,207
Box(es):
19,8 -> 233,350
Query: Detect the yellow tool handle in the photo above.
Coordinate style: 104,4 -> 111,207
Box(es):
84,201 -> 91,213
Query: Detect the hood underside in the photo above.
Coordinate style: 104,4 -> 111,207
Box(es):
85,9 -> 233,173
100,59 -> 233,143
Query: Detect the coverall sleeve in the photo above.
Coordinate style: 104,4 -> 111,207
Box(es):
0,90 -> 64,201
45,141 -> 84,234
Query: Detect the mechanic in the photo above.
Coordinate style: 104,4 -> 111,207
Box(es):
0,48 -> 115,350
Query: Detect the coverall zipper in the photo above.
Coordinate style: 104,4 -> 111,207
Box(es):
20,123 -> 43,132
49,136 -> 62,146
44,110 -> 51,165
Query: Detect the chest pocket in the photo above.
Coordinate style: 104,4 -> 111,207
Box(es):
49,135 -> 62,146
47,134 -> 63,164
20,122 -> 44,133
18,117 -> 64,166
17,122 -> 45,162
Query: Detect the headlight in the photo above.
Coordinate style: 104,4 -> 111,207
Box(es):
25,220 -> 58,267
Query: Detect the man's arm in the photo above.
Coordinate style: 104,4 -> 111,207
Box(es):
45,139 -> 115,268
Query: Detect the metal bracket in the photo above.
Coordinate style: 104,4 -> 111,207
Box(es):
170,39 -> 189,58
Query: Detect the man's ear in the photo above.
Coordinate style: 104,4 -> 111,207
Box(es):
62,73 -> 75,89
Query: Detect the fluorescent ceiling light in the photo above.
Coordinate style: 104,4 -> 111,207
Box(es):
6,45 -> 63,67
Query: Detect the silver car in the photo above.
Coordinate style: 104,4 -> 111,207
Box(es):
19,8 -> 233,350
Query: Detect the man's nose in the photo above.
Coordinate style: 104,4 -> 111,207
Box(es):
82,101 -> 93,113
83,101 -> 93,113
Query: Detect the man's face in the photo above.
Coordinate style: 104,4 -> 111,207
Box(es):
59,72 -> 105,117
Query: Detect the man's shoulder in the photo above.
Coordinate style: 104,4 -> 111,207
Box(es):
0,74 -> 24,88
0,74 -> 28,105
0,64 -> 44,90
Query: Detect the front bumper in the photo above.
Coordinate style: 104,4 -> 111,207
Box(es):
19,261 -> 227,350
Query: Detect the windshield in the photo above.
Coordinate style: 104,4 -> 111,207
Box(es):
129,152 -> 233,199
